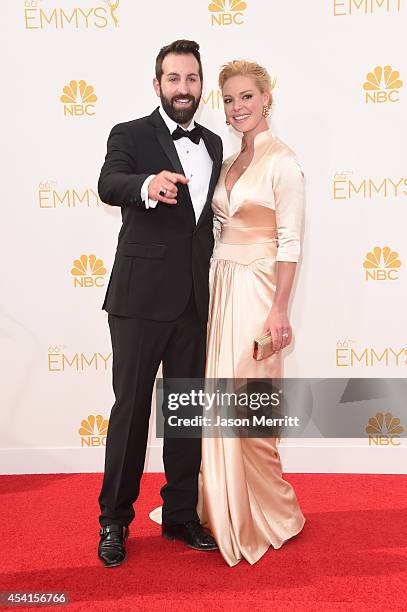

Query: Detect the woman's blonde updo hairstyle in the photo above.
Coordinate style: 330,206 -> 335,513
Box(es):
218,60 -> 274,110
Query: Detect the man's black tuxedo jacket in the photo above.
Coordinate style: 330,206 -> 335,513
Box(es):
98,108 -> 223,321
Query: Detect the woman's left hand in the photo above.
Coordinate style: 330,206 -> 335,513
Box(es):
263,307 -> 292,353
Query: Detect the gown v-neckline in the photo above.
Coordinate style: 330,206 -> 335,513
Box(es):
224,151 -> 252,205
223,128 -> 273,205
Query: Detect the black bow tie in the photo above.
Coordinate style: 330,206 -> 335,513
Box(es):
172,124 -> 203,145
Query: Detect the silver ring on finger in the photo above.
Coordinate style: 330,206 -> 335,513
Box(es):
159,188 -> 167,197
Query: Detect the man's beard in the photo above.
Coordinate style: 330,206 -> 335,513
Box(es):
160,92 -> 201,125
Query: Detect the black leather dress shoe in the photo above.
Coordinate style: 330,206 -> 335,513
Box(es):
98,524 -> 129,568
162,520 -> 218,551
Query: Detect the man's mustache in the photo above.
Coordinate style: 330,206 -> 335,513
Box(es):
171,96 -> 195,103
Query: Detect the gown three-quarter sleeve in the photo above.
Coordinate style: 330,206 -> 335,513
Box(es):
272,153 -> 305,263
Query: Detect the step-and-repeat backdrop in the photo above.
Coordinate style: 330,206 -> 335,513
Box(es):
1,0 -> 406,474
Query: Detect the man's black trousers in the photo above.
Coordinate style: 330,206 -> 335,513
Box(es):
98,294 -> 206,527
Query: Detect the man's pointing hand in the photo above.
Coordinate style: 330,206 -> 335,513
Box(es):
148,171 -> 189,205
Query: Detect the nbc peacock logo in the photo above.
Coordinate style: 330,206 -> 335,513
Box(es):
60,80 -> 97,116
208,0 -> 247,26
363,246 -> 401,281
71,254 -> 107,288
78,414 -> 109,447
365,412 -> 404,446
363,65 -> 403,104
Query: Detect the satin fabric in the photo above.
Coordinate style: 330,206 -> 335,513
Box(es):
150,129 -> 306,566
198,129 -> 306,566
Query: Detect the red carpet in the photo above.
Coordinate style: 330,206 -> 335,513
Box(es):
1,473 -> 407,611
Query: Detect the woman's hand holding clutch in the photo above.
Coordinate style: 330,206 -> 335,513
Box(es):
262,307 -> 292,353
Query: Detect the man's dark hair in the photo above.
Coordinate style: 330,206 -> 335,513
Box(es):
155,39 -> 203,83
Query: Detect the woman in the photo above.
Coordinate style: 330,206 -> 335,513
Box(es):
197,60 -> 306,566
151,59 -> 306,566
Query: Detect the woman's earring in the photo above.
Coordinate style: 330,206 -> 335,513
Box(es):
262,106 -> 270,118
226,119 -> 230,125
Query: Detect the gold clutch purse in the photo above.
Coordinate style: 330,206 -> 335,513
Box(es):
253,332 -> 275,361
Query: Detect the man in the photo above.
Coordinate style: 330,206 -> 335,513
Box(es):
97,39 -> 223,567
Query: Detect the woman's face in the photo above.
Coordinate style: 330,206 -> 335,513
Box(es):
222,75 -> 270,134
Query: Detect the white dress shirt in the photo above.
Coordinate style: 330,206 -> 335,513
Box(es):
140,106 -> 213,222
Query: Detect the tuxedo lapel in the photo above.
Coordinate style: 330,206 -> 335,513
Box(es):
155,129 -> 185,177
195,127 -> 222,230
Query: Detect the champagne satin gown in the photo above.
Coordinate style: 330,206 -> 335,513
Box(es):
150,128 -> 306,566
197,128 -> 306,566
